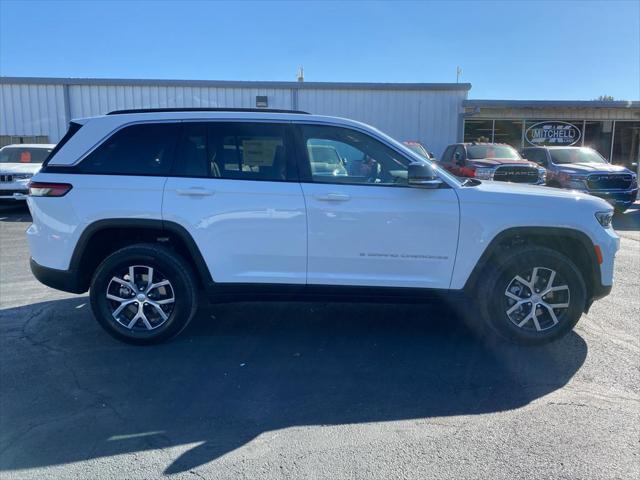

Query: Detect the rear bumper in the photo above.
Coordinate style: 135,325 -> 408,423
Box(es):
30,258 -> 86,294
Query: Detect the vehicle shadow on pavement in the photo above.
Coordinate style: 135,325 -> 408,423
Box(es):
0,203 -> 30,222
0,297 -> 588,474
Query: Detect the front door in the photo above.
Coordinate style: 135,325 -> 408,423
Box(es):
296,124 -> 460,289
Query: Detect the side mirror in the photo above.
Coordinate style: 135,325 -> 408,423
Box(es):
408,163 -> 443,189
453,152 -> 464,166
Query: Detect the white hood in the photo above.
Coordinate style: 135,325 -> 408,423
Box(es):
0,163 -> 43,175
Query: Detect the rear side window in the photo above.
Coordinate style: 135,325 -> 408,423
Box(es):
171,122 -> 292,181
42,121 -> 82,167
79,123 -> 180,175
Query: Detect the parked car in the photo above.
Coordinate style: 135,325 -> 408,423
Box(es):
403,141 -> 435,160
521,146 -> 638,213
0,144 -> 55,200
440,142 -> 546,184
26,109 -> 618,346
307,143 -> 347,177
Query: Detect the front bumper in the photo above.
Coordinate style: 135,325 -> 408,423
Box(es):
588,188 -> 638,209
0,186 -> 28,200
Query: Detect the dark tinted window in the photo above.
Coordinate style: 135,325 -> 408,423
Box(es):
440,145 -> 454,163
80,123 -> 179,175
208,123 -> 289,181
172,123 -> 209,177
522,149 -> 547,165
453,145 -> 465,162
169,122 -> 291,181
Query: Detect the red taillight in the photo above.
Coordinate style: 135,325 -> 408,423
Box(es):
28,182 -> 73,197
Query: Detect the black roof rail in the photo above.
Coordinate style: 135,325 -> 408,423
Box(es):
106,107 -> 310,115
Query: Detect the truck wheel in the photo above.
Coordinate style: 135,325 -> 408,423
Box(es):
477,246 -> 586,345
90,244 -> 198,345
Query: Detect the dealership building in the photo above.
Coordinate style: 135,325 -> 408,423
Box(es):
1,76 -> 638,169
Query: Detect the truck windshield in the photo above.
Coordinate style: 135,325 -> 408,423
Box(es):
467,145 -> 521,160
549,148 -> 607,165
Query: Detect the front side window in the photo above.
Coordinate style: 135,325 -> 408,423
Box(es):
522,149 -> 547,165
549,147 -> 607,165
467,145 -> 521,160
300,124 -> 410,186
440,145 -> 454,164
80,123 -> 179,175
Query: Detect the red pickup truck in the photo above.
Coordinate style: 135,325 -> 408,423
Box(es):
439,142 -> 546,184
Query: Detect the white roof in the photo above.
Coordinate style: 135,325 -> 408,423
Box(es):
1,143 -> 55,149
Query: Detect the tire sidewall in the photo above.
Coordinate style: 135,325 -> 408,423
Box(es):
90,246 -> 196,345
482,248 -> 586,344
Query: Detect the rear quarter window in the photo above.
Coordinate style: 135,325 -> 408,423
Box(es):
79,123 -> 180,175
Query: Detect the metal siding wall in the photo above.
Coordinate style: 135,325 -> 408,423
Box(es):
0,83 -> 67,141
298,88 -> 465,157
67,85 -> 293,118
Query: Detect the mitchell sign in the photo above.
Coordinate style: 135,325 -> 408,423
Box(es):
526,121 -> 581,146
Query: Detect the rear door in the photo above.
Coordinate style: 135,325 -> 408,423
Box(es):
162,122 -> 307,284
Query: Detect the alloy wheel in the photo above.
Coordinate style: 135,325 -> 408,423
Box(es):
504,267 -> 570,332
106,265 -> 175,331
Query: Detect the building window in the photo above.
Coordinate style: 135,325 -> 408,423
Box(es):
464,120 -> 493,143
612,121 -> 640,169
583,121 -> 613,160
493,120 -> 524,148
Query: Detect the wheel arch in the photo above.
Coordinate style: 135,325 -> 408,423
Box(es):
70,219 -> 212,292
464,226 -> 601,309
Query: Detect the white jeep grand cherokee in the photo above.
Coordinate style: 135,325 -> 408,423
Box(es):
26,109 -> 620,345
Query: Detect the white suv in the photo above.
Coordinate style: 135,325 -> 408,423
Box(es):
26,109 -> 620,345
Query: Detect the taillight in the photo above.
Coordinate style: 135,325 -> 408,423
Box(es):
28,182 -> 73,197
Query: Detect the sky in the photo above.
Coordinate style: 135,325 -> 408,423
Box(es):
0,0 -> 638,100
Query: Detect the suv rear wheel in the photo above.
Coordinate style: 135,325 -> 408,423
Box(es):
90,244 -> 198,345
477,246 -> 586,345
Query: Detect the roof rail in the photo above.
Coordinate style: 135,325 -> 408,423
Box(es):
106,107 -> 310,115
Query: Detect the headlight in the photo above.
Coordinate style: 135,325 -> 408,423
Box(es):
537,168 -> 546,183
474,167 -> 495,180
595,211 -> 613,228
567,175 -> 587,190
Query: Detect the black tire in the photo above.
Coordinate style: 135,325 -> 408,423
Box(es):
475,246 -> 586,345
90,244 -> 198,345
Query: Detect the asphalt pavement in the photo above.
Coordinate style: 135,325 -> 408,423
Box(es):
0,201 -> 638,479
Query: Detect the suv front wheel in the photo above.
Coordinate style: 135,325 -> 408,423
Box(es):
90,244 -> 198,345
477,246 -> 587,345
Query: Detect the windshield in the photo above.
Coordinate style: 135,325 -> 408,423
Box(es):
0,147 -> 52,164
467,145 -> 521,160
549,147 -> 607,165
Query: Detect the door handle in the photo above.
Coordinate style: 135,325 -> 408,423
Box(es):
176,188 -> 215,197
314,193 -> 351,202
